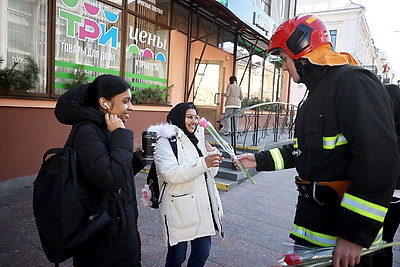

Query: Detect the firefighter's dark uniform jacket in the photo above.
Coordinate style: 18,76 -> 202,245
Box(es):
255,64 -> 400,248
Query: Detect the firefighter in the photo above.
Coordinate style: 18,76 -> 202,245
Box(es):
236,14 -> 400,267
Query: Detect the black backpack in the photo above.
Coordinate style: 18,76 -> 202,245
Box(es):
147,136 -> 177,209
33,122 -> 110,264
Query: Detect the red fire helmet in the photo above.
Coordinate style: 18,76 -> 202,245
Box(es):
267,14 -> 331,59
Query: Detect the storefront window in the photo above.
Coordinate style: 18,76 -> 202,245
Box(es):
219,31 -> 235,53
197,18 -> 219,47
236,43 -> 250,98
127,0 -> 170,27
237,58 -> 249,99
125,14 -> 169,92
0,0 -> 47,95
249,54 -> 263,99
107,0 -> 122,5
55,0 -> 122,94
263,60 -> 275,102
172,2 -> 189,34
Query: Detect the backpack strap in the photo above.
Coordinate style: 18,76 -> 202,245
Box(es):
43,148 -> 63,163
168,135 -> 178,159
65,122 -> 93,147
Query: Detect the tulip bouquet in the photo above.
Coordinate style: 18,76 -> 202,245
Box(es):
198,117 -> 255,184
274,241 -> 400,266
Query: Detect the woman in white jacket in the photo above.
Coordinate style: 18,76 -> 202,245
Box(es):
151,102 -> 224,267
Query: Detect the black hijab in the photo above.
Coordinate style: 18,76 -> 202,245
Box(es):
167,102 -> 202,154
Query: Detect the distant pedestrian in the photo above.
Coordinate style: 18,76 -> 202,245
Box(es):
222,75 -> 243,135
372,84 -> 400,266
235,14 -> 399,267
55,74 -> 146,266
149,102 -> 224,267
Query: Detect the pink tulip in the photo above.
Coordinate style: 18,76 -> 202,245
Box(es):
283,254 -> 302,265
198,117 -> 209,128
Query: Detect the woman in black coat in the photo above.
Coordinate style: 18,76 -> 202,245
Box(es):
55,74 -> 146,266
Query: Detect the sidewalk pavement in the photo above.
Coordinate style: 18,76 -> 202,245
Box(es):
1,168 -> 399,266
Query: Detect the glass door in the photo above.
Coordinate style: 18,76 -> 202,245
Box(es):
193,60 -> 224,126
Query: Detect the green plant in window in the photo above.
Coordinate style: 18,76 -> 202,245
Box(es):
64,65 -> 88,89
241,97 -> 267,109
131,85 -> 173,105
0,56 -> 39,91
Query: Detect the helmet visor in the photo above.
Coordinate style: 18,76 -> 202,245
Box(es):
267,50 -> 284,65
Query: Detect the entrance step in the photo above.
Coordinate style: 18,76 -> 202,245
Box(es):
214,177 -> 238,191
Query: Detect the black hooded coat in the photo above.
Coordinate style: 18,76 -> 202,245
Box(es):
386,84 -> 400,189
54,84 -> 145,266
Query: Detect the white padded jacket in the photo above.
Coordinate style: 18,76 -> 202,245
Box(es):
149,123 -> 223,246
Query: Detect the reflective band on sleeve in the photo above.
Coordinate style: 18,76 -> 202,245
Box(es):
372,227 -> 383,245
270,148 -> 284,170
291,224 -> 337,247
323,133 -> 348,149
341,193 -> 387,222
293,138 -> 298,148
291,224 -> 383,247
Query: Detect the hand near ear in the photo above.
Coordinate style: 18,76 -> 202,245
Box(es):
105,113 -> 125,132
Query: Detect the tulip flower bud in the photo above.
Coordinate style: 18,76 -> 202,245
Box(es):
198,117 -> 209,128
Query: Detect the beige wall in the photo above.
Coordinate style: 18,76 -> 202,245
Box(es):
167,30 -> 187,105
0,99 -> 169,181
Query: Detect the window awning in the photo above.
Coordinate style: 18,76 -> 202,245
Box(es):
175,0 -> 270,54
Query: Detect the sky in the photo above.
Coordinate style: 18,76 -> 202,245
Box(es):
352,0 -> 400,83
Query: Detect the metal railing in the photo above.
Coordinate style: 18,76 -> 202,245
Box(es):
216,102 -> 298,152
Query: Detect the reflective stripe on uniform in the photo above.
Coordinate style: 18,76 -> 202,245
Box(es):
291,224 -> 336,247
294,134 -> 346,149
323,133 -> 347,149
270,148 -> 284,170
291,224 -> 383,247
341,193 -> 387,222
372,227 -> 383,245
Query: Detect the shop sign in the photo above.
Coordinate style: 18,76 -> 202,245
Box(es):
216,0 -> 228,7
225,0 -> 276,38
56,0 -> 168,91
59,0 -> 168,67
130,0 -> 164,15
58,0 -> 120,63
127,27 -> 168,72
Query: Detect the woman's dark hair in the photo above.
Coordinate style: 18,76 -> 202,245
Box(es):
84,74 -> 131,109
229,76 -> 237,84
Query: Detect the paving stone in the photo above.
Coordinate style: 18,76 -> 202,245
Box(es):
1,169 -> 399,266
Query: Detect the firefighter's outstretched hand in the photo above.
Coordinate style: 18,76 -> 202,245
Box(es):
333,237 -> 362,267
234,153 -> 257,169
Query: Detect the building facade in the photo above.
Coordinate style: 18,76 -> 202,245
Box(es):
0,0 -> 295,182
296,0 -> 392,84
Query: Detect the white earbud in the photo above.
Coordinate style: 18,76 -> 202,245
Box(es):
104,103 -> 111,109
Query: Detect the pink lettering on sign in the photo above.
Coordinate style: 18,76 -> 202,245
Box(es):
79,18 -> 100,41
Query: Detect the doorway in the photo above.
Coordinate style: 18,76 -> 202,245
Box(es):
193,60 -> 224,127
